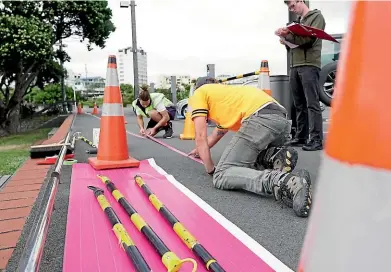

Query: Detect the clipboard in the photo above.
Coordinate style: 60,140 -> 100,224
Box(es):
287,22 -> 340,43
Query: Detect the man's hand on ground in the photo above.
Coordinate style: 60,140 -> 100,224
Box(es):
188,148 -> 200,158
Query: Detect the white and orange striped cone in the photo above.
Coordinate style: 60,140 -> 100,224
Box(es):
257,60 -> 272,96
92,102 -> 98,115
88,55 -> 140,170
298,2 -> 391,271
77,102 -> 83,114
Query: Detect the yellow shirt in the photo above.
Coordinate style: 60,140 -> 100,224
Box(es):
189,84 -> 281,132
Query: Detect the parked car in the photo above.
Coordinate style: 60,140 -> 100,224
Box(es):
319,33 -> 343,106
177,98 -> 190,117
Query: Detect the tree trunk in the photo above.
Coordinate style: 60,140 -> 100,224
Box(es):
0,97 -> 22,135
0,72 -> 37,135
6,106 -> 21,134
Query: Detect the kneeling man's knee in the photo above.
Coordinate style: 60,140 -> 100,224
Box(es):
212,169 -> 224,189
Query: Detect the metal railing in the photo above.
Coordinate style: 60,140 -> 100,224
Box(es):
16,113 -> 76,272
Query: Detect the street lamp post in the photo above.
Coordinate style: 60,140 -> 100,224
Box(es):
59,39 -> 67,113
120,1 -> 140,99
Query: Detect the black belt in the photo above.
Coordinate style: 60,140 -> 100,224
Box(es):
256,103 -> 287,118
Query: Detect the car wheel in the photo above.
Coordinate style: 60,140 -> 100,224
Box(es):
181,104 -> 188,117
319,61 -> 337,107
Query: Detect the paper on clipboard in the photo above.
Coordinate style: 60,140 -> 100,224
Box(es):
280,38 -> 299,49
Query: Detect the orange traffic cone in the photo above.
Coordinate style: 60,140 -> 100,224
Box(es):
88,55 -> 140,170
180,83 -> 196,140
257,60 -> 271,96
77,102 -> 83,114
92,102 -> 98,115
180,112 -> 196,140
298,2 -> 391,271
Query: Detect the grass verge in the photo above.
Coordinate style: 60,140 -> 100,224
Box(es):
0,128 -> 51,175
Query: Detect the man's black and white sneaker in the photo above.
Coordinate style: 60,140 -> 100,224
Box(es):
163,121 -> 173,139
260,146 -> 298,173
273,169 -> 312,217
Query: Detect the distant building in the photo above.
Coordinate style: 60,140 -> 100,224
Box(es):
65,69 -> 105,98
117,47 -> 148,86
65,70 -> 82,87
80,76 -> 105,97
157,75 -> 191,89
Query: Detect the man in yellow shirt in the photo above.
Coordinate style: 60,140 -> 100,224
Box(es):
188,77 -> 312,217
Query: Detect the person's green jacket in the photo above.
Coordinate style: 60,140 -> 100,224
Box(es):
285,9 -> 326,69
132,93 -> 174,118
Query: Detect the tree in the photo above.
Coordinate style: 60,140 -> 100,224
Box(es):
0,1 -> 115,134
120,83 -> 134,104
29,83 -> 78,105
34,59 -> 66,90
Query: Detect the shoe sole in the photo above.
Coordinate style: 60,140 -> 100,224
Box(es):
273,147 -> 298,173
292,170 -> 312,218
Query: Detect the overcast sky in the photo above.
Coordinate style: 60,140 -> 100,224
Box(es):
64,0 -> 353,83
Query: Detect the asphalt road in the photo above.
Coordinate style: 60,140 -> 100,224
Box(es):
6,107 -> 330,272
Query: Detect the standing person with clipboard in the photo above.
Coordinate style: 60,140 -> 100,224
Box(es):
275,0 -> 326,151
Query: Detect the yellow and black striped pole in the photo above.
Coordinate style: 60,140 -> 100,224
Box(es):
218,70 -> 260,83
79,135 -> 96,148
78,135 -> 98,154
97,175 -> 197,272
87,185 -> 151,272
134,175 -> 226,272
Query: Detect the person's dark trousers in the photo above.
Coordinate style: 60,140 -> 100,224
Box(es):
289,66 -> 323,151
146,106 -> 176,138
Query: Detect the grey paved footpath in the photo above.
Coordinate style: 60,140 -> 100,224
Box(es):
6,108 -> 329,272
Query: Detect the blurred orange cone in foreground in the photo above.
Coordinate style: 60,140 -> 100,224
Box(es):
88,55 -> 140,170
298,2 -> 391,272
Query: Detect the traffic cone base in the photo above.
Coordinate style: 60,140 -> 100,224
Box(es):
180,112 -> 195,140
88,156 -> 140,170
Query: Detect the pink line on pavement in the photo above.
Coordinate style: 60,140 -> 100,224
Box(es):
125,130 -> 204,165
145,135 -> 204,164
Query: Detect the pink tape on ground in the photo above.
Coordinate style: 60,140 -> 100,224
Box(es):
63,159 -> 284,272
145,135 -> 203,164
